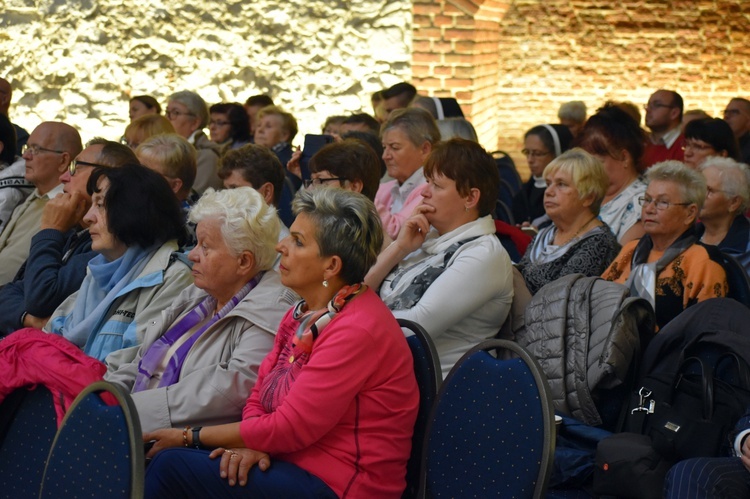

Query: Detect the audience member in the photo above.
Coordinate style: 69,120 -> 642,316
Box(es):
0,77 -> 29,150
683,117 -> 740,169
208,102 -> 251,151
613,101 -> 642,126
243,94 -> 274,138
0,122 -> 82,285
0,139 -> 137,335
697,157 -> 750,274
603,160 -> 727,330
43,164 -> 193,364
643,89 -> 685,167
0,113 -> 32,233
340,130 -> 386,177
517,148 -> 619,294
381,82 -> 418,117
104,187 -> 295,432
681,108 -> 711,132
306,139 -> 381,201
253,105 -> 297,165
339,113 -> 380,135
437,118 -> 478,142
513,124 -> 574,225
375,107 -> 440,239
412,96 -> 465,120
366,138 -> 513,377
129,95 -> 161,122
143,188 -> 418,499
558,100 -> 587,138
122,114 -> 175,150
166,90 -> 221,193
321,115 -> 347,138
723,97 -> 750,164
577,103 -> 648,244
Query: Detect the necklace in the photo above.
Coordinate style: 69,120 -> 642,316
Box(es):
555,215 -> 598,246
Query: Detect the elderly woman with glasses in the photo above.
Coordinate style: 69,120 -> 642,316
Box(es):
603,161 -> 728,330
696,157 -> 750,274
208,103 -> 251,151
143,188 -> 418,498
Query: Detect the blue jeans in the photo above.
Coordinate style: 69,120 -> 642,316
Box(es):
144,448 -> 338,498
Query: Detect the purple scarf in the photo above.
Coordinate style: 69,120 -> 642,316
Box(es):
132,273 -> 264,392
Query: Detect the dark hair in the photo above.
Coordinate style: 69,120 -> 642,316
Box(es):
87,163 -> 186,248
575,102 -> 648,172
684,118 -> 740,160
341,131 -> 386,176
309,140 -> 382,201
244,95 -> 274,108
322,115 -> 347,133
209,102 -> 251,143
524,124 -> 573,157
131,95 -> 161,114
667,90 -> 684,121
424,138 -> 499,217
381,82 -> 417,108
0,114 -> 17,164
342,113 -> 380,134
219,144 -> 285,206
88,138 -> 138,167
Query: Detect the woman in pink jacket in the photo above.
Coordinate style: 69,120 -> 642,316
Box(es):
144,188 -> 419,499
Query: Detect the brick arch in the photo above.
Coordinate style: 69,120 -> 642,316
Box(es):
411,0 -> 512,149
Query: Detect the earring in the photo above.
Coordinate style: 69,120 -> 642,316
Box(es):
322,279 -> 329,288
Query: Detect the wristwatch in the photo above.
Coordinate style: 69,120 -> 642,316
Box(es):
192,426 -> 203,449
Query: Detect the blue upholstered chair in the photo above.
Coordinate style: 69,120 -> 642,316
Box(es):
39,381 -> 144,499
0,386 -> 58,498
422,339 -> 555,498
399,318 -> 441,499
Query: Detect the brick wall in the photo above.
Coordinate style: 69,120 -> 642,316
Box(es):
414,0 -> 750,178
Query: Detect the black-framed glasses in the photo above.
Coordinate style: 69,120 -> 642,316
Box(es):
22,143 -> 64,156
521,149 -> 551,158
165,109 -> 196,119
681,141 -> 715,152
638,196 -> 691,211
209,120 -> 231,127
69,159 -> 109,176
303,177 -> 347,188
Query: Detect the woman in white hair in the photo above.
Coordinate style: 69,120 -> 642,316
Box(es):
104,187 -> 296,432
697,156 -> 750,273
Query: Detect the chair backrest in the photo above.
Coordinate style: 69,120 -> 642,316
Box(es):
495,198 -> 515,225
422,340 -> 555,499
398,318 -> 441,499
491,150 -> 523,194
718,251 -> 750,307
39,381 -> 144,499
0,386 -> 58,498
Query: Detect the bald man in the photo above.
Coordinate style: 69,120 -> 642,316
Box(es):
0,139 -> 136,334
0,78 -> 29,150
0,121 -> 82,285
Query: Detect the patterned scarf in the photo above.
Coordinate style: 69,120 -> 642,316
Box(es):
132,272 -> 264,392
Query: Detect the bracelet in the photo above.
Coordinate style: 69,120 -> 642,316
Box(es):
182,426 -> 192,447
192,426 -> 203,449
20,311 -> 28,326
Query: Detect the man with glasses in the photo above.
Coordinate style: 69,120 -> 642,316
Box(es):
722,97 -> 750,163
0,122 -> 82,285
643,89 -> 686,168
0,139 -> 136,335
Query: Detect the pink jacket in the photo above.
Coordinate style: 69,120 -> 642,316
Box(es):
239,289 -> 419,498
0,329 -> 109,425
375,180 -> 428,239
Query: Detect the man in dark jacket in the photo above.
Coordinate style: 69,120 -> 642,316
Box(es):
0,139 -> 136,335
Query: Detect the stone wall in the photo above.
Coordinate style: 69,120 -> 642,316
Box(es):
2,0 -> 412,143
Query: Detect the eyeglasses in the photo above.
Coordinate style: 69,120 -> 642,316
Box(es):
644,102 -> 674,111
682,141 -> 715,152
69,159 -> 109,176
165,109 -> 196,119
119,136 -> 139,149
209,120 -> 231,127
638,196 -> 692,210
522,149 -> 551,158
22,143 -> 64,156
303,177 -> 346,188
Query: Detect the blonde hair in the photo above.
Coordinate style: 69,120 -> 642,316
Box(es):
543,148 -> 609,215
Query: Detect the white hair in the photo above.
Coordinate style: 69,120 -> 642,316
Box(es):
189,187 -> 280,271
699,156 -> 750,212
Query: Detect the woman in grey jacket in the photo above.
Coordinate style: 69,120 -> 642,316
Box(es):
105,187 -> 296,432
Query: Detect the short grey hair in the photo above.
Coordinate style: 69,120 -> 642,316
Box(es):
437,118 -> 478,142
558,101 -> 587,124
381,107 -> 441,147
699,156 -> 750,212
646,160 -> 707,210
189,187 -> 280,271
292,188 -> 383,284
169,90 -> 209,129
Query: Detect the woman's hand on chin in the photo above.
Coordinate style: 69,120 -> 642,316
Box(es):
396,210 -> 431,254
210,447 -> 271,486
143,428 -> 183,458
